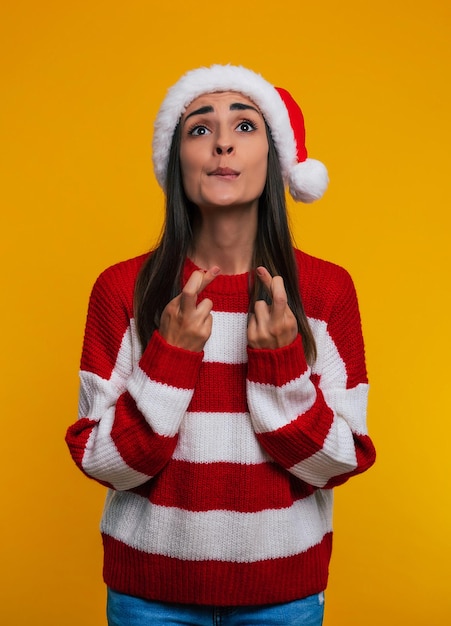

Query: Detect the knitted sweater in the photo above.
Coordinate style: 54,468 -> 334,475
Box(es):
66,249 -> 376,606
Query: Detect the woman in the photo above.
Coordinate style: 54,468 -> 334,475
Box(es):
66,64 -> 376,625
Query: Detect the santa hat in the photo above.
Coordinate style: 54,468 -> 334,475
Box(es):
152,64 -> 328,203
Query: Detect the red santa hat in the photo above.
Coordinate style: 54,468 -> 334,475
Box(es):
152,64 -> 328,203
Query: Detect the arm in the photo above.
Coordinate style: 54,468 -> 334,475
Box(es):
65,264 -> 204,491
246,267 -> 375,488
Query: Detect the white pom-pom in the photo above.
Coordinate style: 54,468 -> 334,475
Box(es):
288,158 -> 329,203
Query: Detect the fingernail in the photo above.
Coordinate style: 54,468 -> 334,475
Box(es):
211,266 -> 221,276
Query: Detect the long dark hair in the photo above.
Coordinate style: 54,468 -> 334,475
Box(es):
134,122 -> 317,363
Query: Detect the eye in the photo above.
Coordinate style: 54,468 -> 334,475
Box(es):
188,125 -> 211,136
236,120 -> 257,133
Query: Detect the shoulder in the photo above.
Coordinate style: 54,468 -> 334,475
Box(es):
89,253 -> 150,318
95,253 -> 150,286
294,250 -> 367,385
293,249 -> 358,320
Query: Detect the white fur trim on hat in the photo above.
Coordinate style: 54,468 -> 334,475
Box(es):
289,159 -> 329,203
152,64 -> 328,203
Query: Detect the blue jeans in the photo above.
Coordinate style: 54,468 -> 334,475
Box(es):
107,588 -> 325,625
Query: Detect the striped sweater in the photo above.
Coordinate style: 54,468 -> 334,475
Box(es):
66,249 -> 376,606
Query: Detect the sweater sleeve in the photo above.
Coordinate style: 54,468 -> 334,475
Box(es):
246,267 -> 375,488
65,265 -> 204,491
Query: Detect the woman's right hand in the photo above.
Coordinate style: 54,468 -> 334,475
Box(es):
159,267 -> 220,352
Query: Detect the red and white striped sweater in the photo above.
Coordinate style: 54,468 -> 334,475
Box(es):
66,249 -> 375,606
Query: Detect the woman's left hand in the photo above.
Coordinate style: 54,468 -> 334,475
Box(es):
247,267 -> 298,349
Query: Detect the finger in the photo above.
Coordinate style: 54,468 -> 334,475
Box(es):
180,267 -> 220,313
247,312 -> 257,343
255,266 -> 273,297
198,266 -> 221,294
270,276 -> 288,318
253,299 -> 270,323
184,267 -> 221,296
256,268 -> 288,325
196,296 -> 214,319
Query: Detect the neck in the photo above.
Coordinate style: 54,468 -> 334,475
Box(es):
190,204 -> 257,275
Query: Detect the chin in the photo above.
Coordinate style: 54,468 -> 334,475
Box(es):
202,198 -> 255,211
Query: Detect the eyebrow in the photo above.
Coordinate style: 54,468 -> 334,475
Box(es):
183,102 -> 260,124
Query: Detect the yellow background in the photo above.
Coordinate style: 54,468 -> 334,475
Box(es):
1,1 -> 450,624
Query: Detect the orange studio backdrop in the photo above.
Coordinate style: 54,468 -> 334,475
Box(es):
1,1 -> 450,624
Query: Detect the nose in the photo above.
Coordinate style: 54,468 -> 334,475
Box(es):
215,144 -> 234,155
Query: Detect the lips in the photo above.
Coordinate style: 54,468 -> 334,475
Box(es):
208,167 -> 240,178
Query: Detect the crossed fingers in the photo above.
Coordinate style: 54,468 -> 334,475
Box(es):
179,267 -> 220,315
248,267 -> 298,349
159,267 -> 220,352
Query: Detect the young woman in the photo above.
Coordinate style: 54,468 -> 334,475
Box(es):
66,64 -> 376,626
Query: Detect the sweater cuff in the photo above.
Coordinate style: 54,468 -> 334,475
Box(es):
247,334 -> 308,386
139,331 -> 204,390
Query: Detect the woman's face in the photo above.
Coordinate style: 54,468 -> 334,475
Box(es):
179,91 -> 269,213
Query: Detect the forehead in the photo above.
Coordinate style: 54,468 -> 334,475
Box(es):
182,91 -> 263,118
